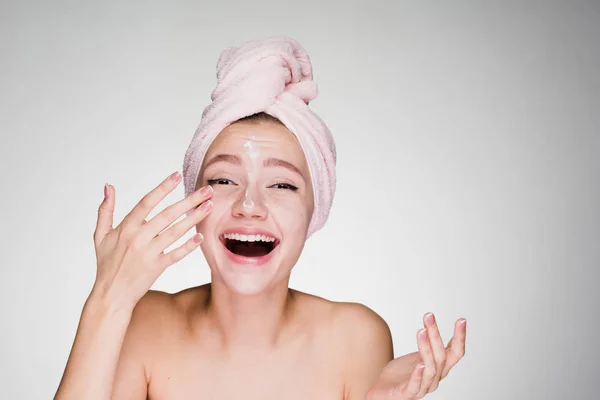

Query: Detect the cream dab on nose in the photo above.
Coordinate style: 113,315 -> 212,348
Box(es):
243,188 -> 255,210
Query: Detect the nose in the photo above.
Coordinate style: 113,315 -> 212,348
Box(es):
231,186 -> 268,220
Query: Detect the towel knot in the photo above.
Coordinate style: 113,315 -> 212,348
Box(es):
210,37 -> 318,109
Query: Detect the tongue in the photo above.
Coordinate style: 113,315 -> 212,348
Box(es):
231,242 -> 270,257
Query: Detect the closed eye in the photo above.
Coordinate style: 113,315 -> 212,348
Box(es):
270,183 -> 298,191
207,179 -> 297,191
207,178 -> 237,186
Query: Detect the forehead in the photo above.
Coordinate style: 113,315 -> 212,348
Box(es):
206,121 -> 307,164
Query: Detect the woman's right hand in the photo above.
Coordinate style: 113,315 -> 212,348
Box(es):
90,171 -> 213,311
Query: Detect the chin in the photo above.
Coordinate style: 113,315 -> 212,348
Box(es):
210,251 -> 295,296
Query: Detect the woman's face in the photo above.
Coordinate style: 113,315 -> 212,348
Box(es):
196,120 -> 314,295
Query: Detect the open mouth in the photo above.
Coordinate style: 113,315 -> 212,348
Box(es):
220,233 -> 280,258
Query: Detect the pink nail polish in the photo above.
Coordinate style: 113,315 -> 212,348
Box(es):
200,185 -> 213,195
418,328 -> 428,340
425,312 -> 436,326
200,200 -> 213,211
104,183 -> 109,198
170,171 -> 181,181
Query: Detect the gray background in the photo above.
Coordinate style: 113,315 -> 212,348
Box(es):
1,1 -> 598,399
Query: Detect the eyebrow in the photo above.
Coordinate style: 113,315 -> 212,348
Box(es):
203,154 -> 304,178
203,154 -> 242,169
263,157 -> 303,177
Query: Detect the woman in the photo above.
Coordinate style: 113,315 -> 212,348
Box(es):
55,37 -> 466,400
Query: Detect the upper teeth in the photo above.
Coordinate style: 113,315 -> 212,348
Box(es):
223,233 -> 276,242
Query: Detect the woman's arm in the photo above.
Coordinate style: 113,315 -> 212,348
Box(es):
54,173 -> 213,399
54,293 -> 138,399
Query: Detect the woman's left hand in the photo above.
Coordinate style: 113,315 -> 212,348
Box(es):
366,314 -> 467,400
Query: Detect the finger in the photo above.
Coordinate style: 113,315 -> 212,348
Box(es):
149,198 -> 213,256
157,233 -> 203,270
415,328 -> 436,398
140,184 -> 213,244
121,171 -> 183,228
94,183 -> 115,247
399,362 -> 425,399
441,318 -> 467,379
423,313 -> 446,392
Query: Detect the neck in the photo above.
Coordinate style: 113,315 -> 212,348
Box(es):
205,275 -> 295,351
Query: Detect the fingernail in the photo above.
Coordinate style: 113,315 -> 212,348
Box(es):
200,185 -> 213,195
460,318 -> 467,326
170,171 -> 181,181
200,200 -> 213,211
193,233 -> 203,243
418,363 -> 426,370
425,312 -> 436,326
418,328 -> 428,340
104,183 -> 109,198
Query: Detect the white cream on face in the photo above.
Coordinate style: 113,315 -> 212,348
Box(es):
243,136 -> 260,160
243,188 -> 255,209
242,136 -> 259,212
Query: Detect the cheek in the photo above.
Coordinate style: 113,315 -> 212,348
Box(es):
197,190 -> 237,229
266,195 -> 311,231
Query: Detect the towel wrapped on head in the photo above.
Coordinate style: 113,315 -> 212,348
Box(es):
182,36 -> 336,237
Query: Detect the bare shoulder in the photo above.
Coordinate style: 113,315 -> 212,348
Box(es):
132,289 -> 174,316
290,291 -> 389,333
130,290 -> 175,327
328,301 -> 393,399
290,290 -> 392,354
332,302 -> 393,353
127,284 -> 210,342
123,290 -> 176,351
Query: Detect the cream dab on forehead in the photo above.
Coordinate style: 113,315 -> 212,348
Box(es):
243,136 -> 260,160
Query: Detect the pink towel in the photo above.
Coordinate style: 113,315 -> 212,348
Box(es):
182,36 -> 336,237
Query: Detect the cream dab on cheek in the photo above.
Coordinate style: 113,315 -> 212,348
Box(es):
242,136 -> 259,212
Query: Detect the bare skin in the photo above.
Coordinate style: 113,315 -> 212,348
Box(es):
55,119 -> 466,400
110,286 -> 392,399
